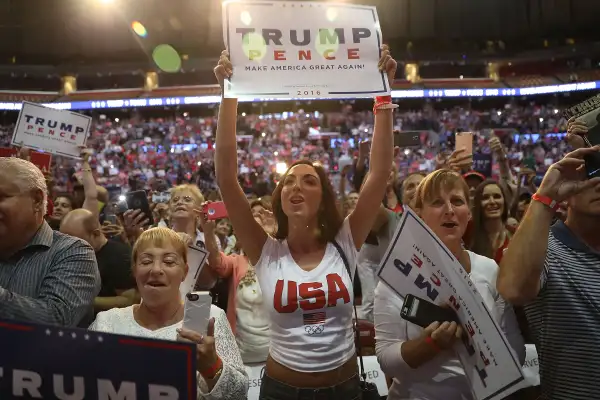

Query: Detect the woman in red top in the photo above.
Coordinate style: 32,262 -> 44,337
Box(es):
468,179 -> 512,263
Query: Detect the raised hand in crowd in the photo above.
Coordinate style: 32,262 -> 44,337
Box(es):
566,116 -> 588,149
197,204 -> 216,233
257,207 -> 276,235
122,209 -> 150,243
488,136 -> 505,156
214,50 -> 233,92
379,43 -> 397,85
537,146 -> 600,202
18,146 -> 31,161
437,148 -> 473,172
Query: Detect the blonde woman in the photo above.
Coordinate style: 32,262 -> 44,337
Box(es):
169,184 -> 221,251
89,227 -> 248,399
374,170 -> 524,400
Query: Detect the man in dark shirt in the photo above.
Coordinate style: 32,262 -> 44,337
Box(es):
0,158 -> 100,327
60,209 -> 137,314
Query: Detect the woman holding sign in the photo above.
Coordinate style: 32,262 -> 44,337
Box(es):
374,169 -> 525,400
214,48 -> 397,399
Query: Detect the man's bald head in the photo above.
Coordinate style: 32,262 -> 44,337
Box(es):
60,209 -> 105,250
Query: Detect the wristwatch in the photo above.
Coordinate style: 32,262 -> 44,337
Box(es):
532,193 -> 560,212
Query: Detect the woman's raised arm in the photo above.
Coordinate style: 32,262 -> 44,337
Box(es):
349,45 -> 396,250
213,51 -> 268,265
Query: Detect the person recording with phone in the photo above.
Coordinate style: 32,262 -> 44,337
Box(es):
89,227 -> 247,399
498,146 -> 600,400
374,169 -> 524,400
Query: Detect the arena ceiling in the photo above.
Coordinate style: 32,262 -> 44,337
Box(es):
0,0 -> 599,69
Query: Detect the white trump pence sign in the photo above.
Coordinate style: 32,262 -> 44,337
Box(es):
377,208 -> 525,400
222,0 -> 388,99
11,102 -> 91,159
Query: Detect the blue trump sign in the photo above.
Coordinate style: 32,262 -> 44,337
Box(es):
0,320 -> 197,400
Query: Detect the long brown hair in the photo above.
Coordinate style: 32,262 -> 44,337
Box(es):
271,160 -> 343,244
469,180 -> 509,259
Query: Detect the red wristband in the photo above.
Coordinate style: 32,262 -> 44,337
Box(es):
532,193 -> 560,212
425,337 -> 441,353
200,356 -> 223,379
375,95 -> 392,103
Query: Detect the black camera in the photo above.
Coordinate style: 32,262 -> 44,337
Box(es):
186,293 -> 200,301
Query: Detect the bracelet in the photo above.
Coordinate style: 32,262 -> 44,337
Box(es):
200,357 -> 223,380
532,193 -> 560,212
373,101 -> 399,114
425,337 -> 441,353
375,95 -> 392,103
81,169 -> 92,172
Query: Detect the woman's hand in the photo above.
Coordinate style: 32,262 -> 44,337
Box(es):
177,318 -> 219,373
488,136 -> 506,158
446,148 -> 473,172
122,209 -> 149,241
258,208 -> 276,235
537,146 -> 600,202
214,50 -> 233,92
197,203 -> 216,234
378,44 -> 397,85
78,146 -> 92,163
423,321 -> 463,350
566,116 -> 588,149
18,147 -> 31,162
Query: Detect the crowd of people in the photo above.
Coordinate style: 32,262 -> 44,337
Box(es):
0,46 -> 598,400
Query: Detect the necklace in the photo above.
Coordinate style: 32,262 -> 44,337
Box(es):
135,302 -> 183,330
239,263 -> 257,289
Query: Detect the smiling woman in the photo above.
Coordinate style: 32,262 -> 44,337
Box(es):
89,227 -> 248,399
374,170 -> 525,400
468,179 -> 511,263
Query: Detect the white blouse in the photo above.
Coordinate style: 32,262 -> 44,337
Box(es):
89,305 -> 248,400
374,251 -> 525,400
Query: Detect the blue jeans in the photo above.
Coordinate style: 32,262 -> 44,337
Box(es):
259,373 -> 361,400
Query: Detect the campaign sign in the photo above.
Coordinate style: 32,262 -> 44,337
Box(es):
377,208 -> 525,400
0,319 -> 197,399
0,147 -> 52,175
222,0 -> 388,99
11,102 -> 91,159
473,153 -> 493,177
244,356 -> 388,400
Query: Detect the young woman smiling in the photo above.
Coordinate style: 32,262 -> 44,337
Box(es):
469,180 -> 512,263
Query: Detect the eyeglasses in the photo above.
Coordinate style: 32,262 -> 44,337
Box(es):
171,195 -> 195,204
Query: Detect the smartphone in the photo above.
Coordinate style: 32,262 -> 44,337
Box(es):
105,214 -> 117,224
401,294 -> 460,328
455,132 -> 473,155
182,291 -> 212,336
394,130 -> 421,148
125,190 -> 154,226
203,201 -> 228,220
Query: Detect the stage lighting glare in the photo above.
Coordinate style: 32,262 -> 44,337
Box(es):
131,21 -> 148,38
99,0 -> 114,4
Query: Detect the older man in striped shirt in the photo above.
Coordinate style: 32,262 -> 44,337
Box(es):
498,145 -> 600,400
0,157 -> 100,327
